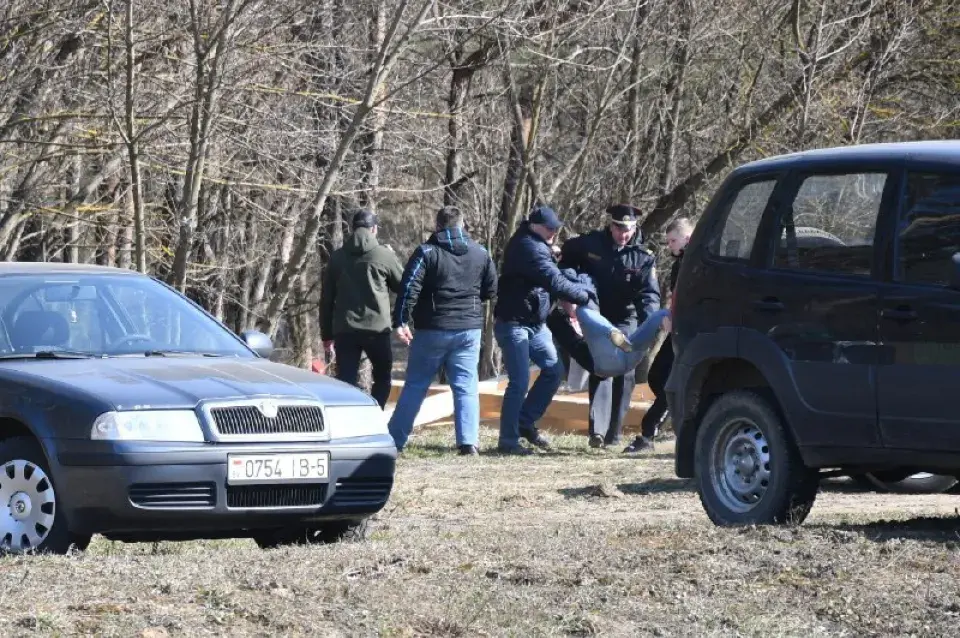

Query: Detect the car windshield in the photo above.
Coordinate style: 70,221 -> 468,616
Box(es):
0,273 -> 255,358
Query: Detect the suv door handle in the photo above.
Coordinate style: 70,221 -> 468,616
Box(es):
753,298 -> 784,312
881,306 -> 918,322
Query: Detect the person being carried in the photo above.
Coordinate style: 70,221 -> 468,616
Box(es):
547,270 -> 670,379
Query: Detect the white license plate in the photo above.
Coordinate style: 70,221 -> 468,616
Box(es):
227,452 -> 330,484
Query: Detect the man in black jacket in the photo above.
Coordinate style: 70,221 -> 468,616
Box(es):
624,216 -> 692,453
388,206 -> 498,455
494,204 -> 595,454
559,204 -> 661,448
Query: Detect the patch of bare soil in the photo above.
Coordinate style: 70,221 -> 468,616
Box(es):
2,427 -> 960,636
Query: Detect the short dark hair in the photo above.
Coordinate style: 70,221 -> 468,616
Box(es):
435,206 -> 464,230
351,209 -> 378,230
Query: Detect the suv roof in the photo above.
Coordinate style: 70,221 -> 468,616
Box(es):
736,140 -> 960,174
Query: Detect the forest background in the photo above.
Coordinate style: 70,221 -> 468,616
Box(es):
1,0 -> 956,378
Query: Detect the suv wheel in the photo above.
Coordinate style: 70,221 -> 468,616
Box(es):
0,437 -> 90,554
253,519 -> 370,549
694,391 -> 819,525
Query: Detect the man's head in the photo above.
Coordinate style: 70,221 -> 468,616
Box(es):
435,206 -> 465,232
665,217 -> 694,256
527,204 -> 563,244
606,204 -> 640,248
352,209 -> 378,235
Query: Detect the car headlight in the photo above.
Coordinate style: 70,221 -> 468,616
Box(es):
91,410 -> 205,442
324,404 -> 389,439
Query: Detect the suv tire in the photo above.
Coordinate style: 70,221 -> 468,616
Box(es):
253,519 -> 371,549
694,391 -> 819,526
0,437 -> 91,554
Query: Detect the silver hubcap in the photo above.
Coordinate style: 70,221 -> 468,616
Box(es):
710,420 -> 772,513
0,460 -> 56,552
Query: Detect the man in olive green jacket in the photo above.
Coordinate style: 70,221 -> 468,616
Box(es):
320,210 -> 404,408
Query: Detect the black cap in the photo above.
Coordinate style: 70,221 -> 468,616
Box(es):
528,204 -> 563,231
351,209 -> 378,230
607,204 -> 640,228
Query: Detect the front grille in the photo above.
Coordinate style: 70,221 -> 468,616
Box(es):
226,484 -> 327,509
210,405 -> 324,437
129,483 -> 216,509
331,478 -> 393,507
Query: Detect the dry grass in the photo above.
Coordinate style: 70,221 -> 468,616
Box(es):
3,424 -> 960,636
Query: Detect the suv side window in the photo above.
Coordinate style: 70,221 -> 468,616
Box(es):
773,172 -> 887,277
707,178 -> 777,260
896,170 -> 960,287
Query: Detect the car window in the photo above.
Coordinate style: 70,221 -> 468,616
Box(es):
896,171 -> 960,287
774,172 -> 887,277
0,275 -> 253,357
707,178 -> 777,260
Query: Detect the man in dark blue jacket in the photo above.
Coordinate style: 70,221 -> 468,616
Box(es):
494,205 -> 595,454
559,204 -> 661,449
389,206 -> 498,455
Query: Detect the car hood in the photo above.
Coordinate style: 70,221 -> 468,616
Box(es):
0,356 -> 374,411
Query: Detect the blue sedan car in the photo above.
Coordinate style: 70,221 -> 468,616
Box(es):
0,263 -> 397,554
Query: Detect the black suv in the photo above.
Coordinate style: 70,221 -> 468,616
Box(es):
668,140 -> 960,526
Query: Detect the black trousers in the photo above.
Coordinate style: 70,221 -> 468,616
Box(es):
588,319 -> 636,444
640,334 -> 673,438
334,330 -> 393,409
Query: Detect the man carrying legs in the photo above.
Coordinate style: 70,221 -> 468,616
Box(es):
494,205 -> 596,455
320,209 -> 403,409
624,216 -> 693,453
388,207 -> 498,455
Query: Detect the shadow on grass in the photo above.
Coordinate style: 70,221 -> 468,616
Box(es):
558,477 -> 694,499
815,515 -> 960,543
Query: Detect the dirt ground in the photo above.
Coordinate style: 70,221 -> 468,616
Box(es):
3,424 -> 960,637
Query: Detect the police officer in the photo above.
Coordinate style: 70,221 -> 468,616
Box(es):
559,204 -> 661,448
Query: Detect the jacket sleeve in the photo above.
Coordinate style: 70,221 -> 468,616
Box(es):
385,249 -> 405,295
393,245 -> 432,328
529,242 -> 590,305
480,251 -> 498,301
319,255 -> 339,341
632,256 -> 662,320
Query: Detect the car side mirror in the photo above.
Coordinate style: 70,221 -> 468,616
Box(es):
241,330 -> 274,358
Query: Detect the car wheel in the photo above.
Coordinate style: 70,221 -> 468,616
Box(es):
851,471 -> 958,494
253,519 -> 371,549
0,437 -> 90,555
694,390 -> 819,526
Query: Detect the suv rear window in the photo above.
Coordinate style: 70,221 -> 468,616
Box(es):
774,172 -> 887,277
897,171 -> 960,287
707,179 -> 777,260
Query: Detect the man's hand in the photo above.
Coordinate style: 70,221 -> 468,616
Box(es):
395,325 -> 413,346
559,300 -> 577,318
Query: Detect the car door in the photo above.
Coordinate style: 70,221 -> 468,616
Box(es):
740,166 -> 896,449
876,167 -> 960,451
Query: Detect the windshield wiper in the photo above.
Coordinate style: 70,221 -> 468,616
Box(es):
0,350 -> 100,360
142,350 -> 223,358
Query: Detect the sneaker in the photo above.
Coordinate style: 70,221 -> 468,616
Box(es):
609,328 -> 633,353
623,436 -> 655,454
497,444 -> 534,456
458,444 -> 479,456
589,434 -> 605,449
520,429 -> 552,450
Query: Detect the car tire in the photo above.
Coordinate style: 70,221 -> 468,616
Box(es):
253,519 -> 371,549
694,390 -> 819,526
0,436 -> 90,555
850,471 -> 958,494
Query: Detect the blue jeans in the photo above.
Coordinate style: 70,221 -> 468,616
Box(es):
495,321 -> 564,447
577,308 -> 670,378
388,329 -> 481,451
